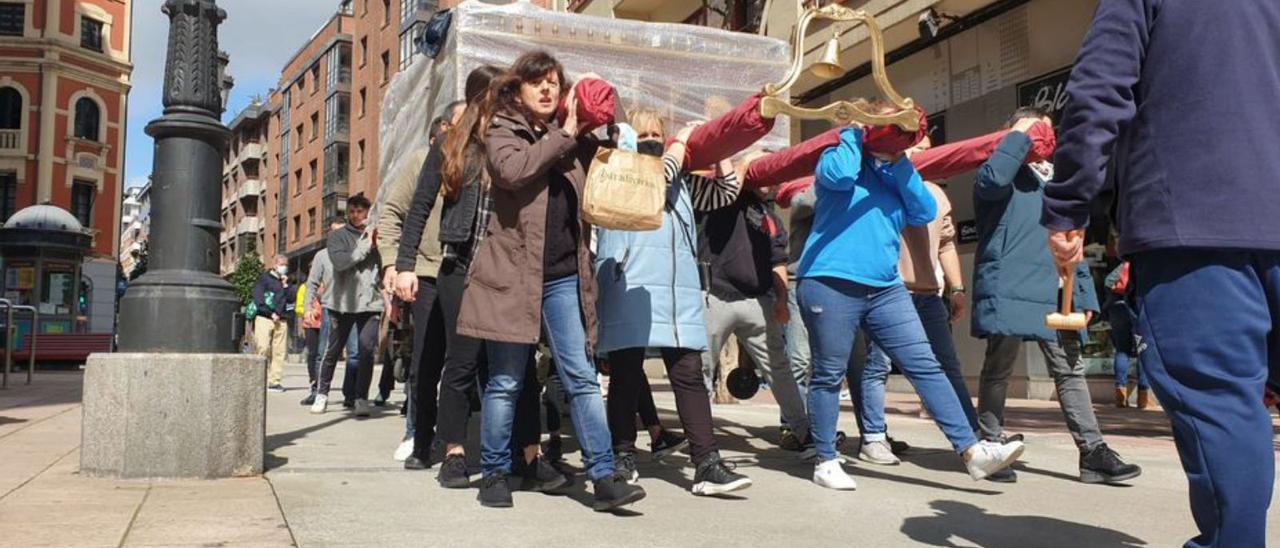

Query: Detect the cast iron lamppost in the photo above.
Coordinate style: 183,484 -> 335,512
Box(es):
118,0 -> 239,352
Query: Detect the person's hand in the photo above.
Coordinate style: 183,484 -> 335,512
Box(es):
394,271 -> 419,303
382,267 -> 398,298
948,291 -> 967,324
773,297 -> 790,325
562,89 -> 580,139
1012,117 -> 1041,134
1085,310 -> 1094,323
271,313 -> 280,322
1048,229 -> 1085,278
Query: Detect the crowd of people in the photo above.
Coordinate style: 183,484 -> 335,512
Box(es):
242,1 -> 1279,545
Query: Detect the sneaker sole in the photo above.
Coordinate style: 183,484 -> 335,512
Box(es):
813,477 -> 857,491
593,488 -> 646,512
479,498 -> 513,508
438,474 -> 473,489
691,477 -> 752,496
857,453 -> 901,466
526,473 -> 569,493
1080,468 -> 1142,484
797,448 -> 817,461
310,407 -> 326,415
652,439 -> 690,461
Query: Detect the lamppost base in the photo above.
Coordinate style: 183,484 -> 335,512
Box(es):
81,352 -> 266,479
117,270 -> 241,353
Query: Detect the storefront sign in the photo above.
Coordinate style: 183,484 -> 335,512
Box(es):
1017,66 -> 1074,122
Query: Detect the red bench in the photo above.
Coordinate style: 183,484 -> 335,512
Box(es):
9,332 -> 114,364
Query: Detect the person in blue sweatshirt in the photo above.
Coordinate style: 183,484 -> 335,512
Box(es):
796,124 -> 1024,490
1041,2 -> 1280,546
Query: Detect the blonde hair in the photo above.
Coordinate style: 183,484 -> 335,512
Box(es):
627,108 -> 666,139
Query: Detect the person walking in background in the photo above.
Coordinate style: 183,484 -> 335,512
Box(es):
252,255 -> 289,393
797,118 -> 1024,490
972,108 -> 1140,486
457,51 -> 643,511
856,136 -> 979,466
312,194 -> 382,417
1103,261 -> 1148,409
299,265 -> 324,406
1042,2 -> 1279,544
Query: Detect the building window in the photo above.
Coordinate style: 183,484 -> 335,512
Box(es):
361,0 -> 368,15
0,3 -> 23,36
0,172 -> 16,222
309,159 -> 318,188
381,51 -> 390,83
382,0 -> 390,27
359,37 -> 368,67
358,88 -> 367,117
357,139 -> 365,170
310,112 -> 319,141
74,98 -> 100,141
276,218 -> 286,254
399,26 -> 420,71
81,17 -> 103,52
71,180 -> 95,227
325,93 -> 349,142
294,169 -> 302,195
307,207 -> 316,235
294,125 -> 303,150
0,86 -> 21,130
292,215 -> 301,241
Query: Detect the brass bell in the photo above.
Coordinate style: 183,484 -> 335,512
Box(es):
810,36 -> 844,79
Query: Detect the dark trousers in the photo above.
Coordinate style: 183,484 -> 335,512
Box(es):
378,345 -> 397,399
608,347 -> 717,463
435,260 -> 540,447
304,327 -> 320,393
637,373 -> 661,429
409,278 -> 446,458
318,310 -> 379,397
1132,249 -> 1277,548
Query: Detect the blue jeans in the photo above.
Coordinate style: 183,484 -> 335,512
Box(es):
1131,249 -> 1276,548
862,294 -> 980,436
1112,351 -> 1149,390
481,275 -> 614,481
798,277 -> 977,461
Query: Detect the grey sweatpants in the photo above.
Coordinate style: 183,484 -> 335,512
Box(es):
702,292 -> 811,436
977,332 -> 1104,452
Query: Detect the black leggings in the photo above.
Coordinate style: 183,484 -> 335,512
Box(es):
436,260 -> 541,448
607,347 -> 717,463
409,278 -> 446,458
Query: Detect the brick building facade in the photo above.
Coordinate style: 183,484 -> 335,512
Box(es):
219,101 -> 269,275
0,0 -> 132,333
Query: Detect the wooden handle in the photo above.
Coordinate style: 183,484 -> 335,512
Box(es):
1060,268 -> 1075,315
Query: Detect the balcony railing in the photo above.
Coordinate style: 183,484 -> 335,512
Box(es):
236,216 -> 264,235
237,179 -> 266,202
0,129 -> 19,151
238,142 -> 265,165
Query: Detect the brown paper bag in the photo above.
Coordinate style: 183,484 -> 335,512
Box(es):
581,148 -> 665,231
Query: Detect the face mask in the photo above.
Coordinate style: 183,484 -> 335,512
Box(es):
636,139 -> 664,157
276,266 -> 289,276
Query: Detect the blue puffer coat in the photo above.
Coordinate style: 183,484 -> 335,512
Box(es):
595,175 -> 708,354
972,132 -> 1099,342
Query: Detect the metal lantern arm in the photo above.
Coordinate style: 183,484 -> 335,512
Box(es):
761,4 -> 919,131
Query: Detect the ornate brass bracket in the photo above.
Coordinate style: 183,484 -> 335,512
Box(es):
760,4 -> 919,131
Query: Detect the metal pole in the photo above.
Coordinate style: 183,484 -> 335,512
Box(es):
18,306 -> 36,385
0,298 -> 10,389
116,0 -> 240,353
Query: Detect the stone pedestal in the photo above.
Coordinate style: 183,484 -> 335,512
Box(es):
81,353 -> 266,479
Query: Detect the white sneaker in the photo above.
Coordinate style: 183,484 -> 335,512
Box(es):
394,439 -> 414,462
858,439 -> 901,465
812,459 -> 857,490
354,399 -> 372,417
964,440 -> 1025,481
310,394 -> 328,415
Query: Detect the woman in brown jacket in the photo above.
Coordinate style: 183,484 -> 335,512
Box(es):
457,50 -> 644,512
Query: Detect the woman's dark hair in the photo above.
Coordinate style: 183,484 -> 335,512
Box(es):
442,65 -> 503,198
489,50 -> 568,130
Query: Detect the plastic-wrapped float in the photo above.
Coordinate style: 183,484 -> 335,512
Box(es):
373,1 -> 794,222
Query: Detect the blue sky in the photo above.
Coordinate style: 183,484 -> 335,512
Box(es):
125,0 -> 338,188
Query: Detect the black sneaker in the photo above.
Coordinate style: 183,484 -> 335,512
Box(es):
986,467 -> 1018,483
996,433 -> 1025,444
650,431 -> 689,460
404,454 -> 431,471
779,428 -> 803,451
1080,443 -> 1142,484
342,399 -> 355,409
478,474 -> 513,508
437,454 -> 470,489
592,472 -> 646,512
543,436 -> 563,464
887,436 -> 910,455
518,456 -> 569,493
299,394 -> 316,406
691,453 -> 752,496
373,394 -> 389,407
616,451 -> 640,484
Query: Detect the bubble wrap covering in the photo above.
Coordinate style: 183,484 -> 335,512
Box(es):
374,0 -> 793,222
